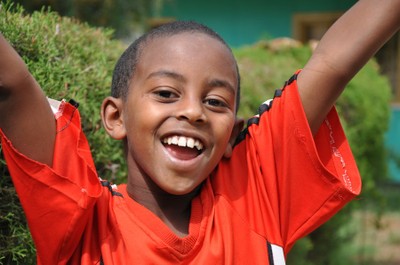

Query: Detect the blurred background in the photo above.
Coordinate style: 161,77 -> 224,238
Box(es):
1,0 -> 399,264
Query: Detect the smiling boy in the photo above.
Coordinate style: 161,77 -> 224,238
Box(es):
1,0 -> 400,264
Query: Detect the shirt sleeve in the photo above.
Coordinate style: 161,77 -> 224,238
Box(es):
214,73 -> 361,253
0,99 -> 102,264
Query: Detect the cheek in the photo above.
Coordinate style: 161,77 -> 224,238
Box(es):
213,117 -> 235,144
124,101 -> 157,132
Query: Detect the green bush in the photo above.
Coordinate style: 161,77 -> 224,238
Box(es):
0,2 -> 128,180
0,3 -> 126,263
0,4 -> 392,265
234,42 -> 391,264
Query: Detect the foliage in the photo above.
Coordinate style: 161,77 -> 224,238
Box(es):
234,42 -> 313,117
1,1 -> 128,180
234,42 -> 391,264
0,4 -> 392,265
0,164 -> 36,265
0,3 -> 127,263
10,0 -> 164,38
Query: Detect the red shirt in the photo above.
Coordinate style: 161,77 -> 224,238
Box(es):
1,74 -> 361,264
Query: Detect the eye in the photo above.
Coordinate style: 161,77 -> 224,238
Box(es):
204,98 -> 228,108
157,90 -> 174,98
152,88 -> 179,102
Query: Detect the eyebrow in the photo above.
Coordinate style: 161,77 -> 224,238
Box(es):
208,79 -> 236,95
146,70 -> 186,83
146,70 -> 236,95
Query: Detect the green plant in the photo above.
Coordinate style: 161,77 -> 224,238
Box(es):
0,160 -> 36,265
234,40 -> 391,264
0,2 -> 126,263
11,0 -> 164,38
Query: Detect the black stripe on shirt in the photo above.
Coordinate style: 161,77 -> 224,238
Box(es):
267,242 -> 275,265
234,73 -> 298,146
100,180 -> 123,197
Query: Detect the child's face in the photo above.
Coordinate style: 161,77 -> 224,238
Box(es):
121,32 -> 239,195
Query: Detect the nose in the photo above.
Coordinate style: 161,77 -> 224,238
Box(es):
176,96 -> 206,123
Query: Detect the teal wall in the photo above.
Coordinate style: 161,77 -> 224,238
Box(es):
161,0 -> 356,47
386,107 -> 400,182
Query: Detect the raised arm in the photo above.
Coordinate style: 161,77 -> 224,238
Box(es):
297,0 -> 400,134
0,33 -> 55,166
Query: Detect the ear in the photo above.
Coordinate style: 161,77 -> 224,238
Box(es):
101,96 -> 126,140
223,117 -> 245,158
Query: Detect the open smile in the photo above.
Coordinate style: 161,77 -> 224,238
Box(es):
162,135 -> 204,151
162,135 -> 205,161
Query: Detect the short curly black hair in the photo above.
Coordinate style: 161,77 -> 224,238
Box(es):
111,20 -> 241,112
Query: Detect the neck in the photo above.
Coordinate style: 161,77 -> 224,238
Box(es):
126,178 -> 201,237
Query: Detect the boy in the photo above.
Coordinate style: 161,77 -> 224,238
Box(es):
1,0 -> 399,264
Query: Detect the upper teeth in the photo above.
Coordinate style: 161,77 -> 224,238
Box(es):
163,136 -> 203,151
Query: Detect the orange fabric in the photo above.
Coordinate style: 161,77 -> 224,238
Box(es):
0,75 -> 361,264
214,76 -> 361,253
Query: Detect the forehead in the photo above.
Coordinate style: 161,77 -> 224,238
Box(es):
135,32 -> 238,89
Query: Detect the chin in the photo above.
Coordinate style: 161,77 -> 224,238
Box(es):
162,182 -> 202,196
